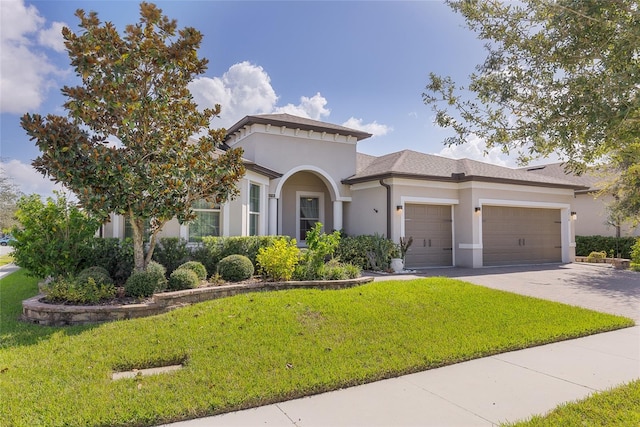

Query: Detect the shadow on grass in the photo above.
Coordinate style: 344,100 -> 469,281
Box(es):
0,269 -> 97,350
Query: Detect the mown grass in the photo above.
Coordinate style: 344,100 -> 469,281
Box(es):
0,269 -> 633,426
506,380 -> 640,427
0,253 -> 13,267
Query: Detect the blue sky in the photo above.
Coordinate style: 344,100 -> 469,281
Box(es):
1,0 -> 519,197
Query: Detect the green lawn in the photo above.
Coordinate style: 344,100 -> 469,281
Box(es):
506,380 -> 640,427
0,269 -> 633,427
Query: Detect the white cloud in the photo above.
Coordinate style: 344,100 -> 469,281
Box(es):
1,159 -> 66,199
38,21 -> 67,53
342,117 -> 392,137
274,92 -> 330,120
189,61 -> 278,129
0,0 -> 66,113
436,135 -> 511,167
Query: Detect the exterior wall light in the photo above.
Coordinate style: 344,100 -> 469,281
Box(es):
571,211 -> 577,220
475,207 -> 481,213
396,205 -> 403,212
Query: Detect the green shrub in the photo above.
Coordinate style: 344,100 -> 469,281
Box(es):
200,235 -> 284,270
82,238 -> 134,285
76,266 -> 113,286
587,251 -> 607,262
256,238 -> 300,281
44,276 -> 116,304
218,254 -> 254,282
631,238 -> 640,271
146,261 -> 168,292
301,223 -> 341,280
124,271 -> 158,298
189,244 -> 217,278
152,238 -> 190,275
336,233 -> 396,271
320,259 -> 362,280
176,261 -> 207,280
576,235 -> 636,259
168,268 -> 199,290
11,192 -> 101,278
343,263 -> 362,279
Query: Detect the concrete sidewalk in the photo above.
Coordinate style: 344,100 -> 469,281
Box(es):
163,264 -> 639,426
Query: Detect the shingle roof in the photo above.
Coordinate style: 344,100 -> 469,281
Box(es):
225,113 -> 373,141
523,163 -> 604,192
344,150 -> 587,189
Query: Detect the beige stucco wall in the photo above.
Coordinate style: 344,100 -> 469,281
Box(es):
572,193 -> 640,237
345,183 -> 387,237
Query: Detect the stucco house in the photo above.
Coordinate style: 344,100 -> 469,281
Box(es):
103,113 -> 591,268
525,163 -> 640,238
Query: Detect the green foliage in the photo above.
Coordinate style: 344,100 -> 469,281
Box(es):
200,235 -> 283,267
176,261 -> 207,281
21,2 -> 246,272
630,238 -> 640,271
587,251 -> 607,262
218,254 -> 254,282
575,235 -> 635,259
336,233 -> 396,271
168,268 -> 199,291
424,0 -> 640,223
44,276 -> 116,304
76,266 -> 113,286
256,237 -> 300,281
297,223 -> 341,280
320,259 -> 362,280
152,238 -> 190,276
82,237 -> 134,286
11,192 -> 101,278
0,173 -> 23,233
145,261 -> 168,292
189,244 -> 217,279
124,271 -> 158,298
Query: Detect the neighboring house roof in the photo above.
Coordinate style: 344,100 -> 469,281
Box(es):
523,162 -> 606,193
344,150 -> 587,190
225,113 -> 373,141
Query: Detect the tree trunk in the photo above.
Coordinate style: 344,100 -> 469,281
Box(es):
130,214 -> 146,272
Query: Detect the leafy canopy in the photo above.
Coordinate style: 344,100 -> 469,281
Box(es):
424,0 -> 639,172
21,2 -> 245,270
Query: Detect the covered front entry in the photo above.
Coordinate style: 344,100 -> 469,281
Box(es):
482,206 -> 562,266
404,204 -> 453,268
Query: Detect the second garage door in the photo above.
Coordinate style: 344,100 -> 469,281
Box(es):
482,206 -> 562,266
404,204 -> 453,268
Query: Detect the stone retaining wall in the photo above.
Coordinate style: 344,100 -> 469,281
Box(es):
22,276 -> 374,326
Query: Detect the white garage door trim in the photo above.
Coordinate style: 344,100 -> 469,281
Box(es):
478,199 -> 571,265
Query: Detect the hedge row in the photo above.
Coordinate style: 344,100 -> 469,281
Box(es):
575,235 -> 637,259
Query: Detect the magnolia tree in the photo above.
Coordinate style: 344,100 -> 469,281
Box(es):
22,2 -> 245,271
424,0 -> 640,224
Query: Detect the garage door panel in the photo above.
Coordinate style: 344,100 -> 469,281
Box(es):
483,206 -> 561,266
405,204 -> 452,268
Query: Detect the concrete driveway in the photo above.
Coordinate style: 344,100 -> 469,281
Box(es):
375,262 -> 640,322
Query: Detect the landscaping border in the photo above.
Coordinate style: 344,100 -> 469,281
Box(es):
21,276 -> 374,326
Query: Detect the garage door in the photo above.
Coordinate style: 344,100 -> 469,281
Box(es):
482,206 -> 561,266
404,204 -> 452,268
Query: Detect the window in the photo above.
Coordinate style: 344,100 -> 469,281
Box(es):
124,217 -> 151,241
189,199 -> 220,242
249,183 -> 260,236
299,196 -> 320,240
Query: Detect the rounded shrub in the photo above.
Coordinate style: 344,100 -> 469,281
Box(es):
176,261 -> 207,280
146,261 -> 168,292
168,268 -> 199,291
125,271 -> 158,298
76,266 -> 113,286
218,254 -> 254,282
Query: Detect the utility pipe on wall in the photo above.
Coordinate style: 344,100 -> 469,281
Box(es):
379,179 -> 391,239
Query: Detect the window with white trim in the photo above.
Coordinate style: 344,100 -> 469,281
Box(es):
249,183 -> 260,236
299,196 -> 320,241
189,199 -> 220,242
